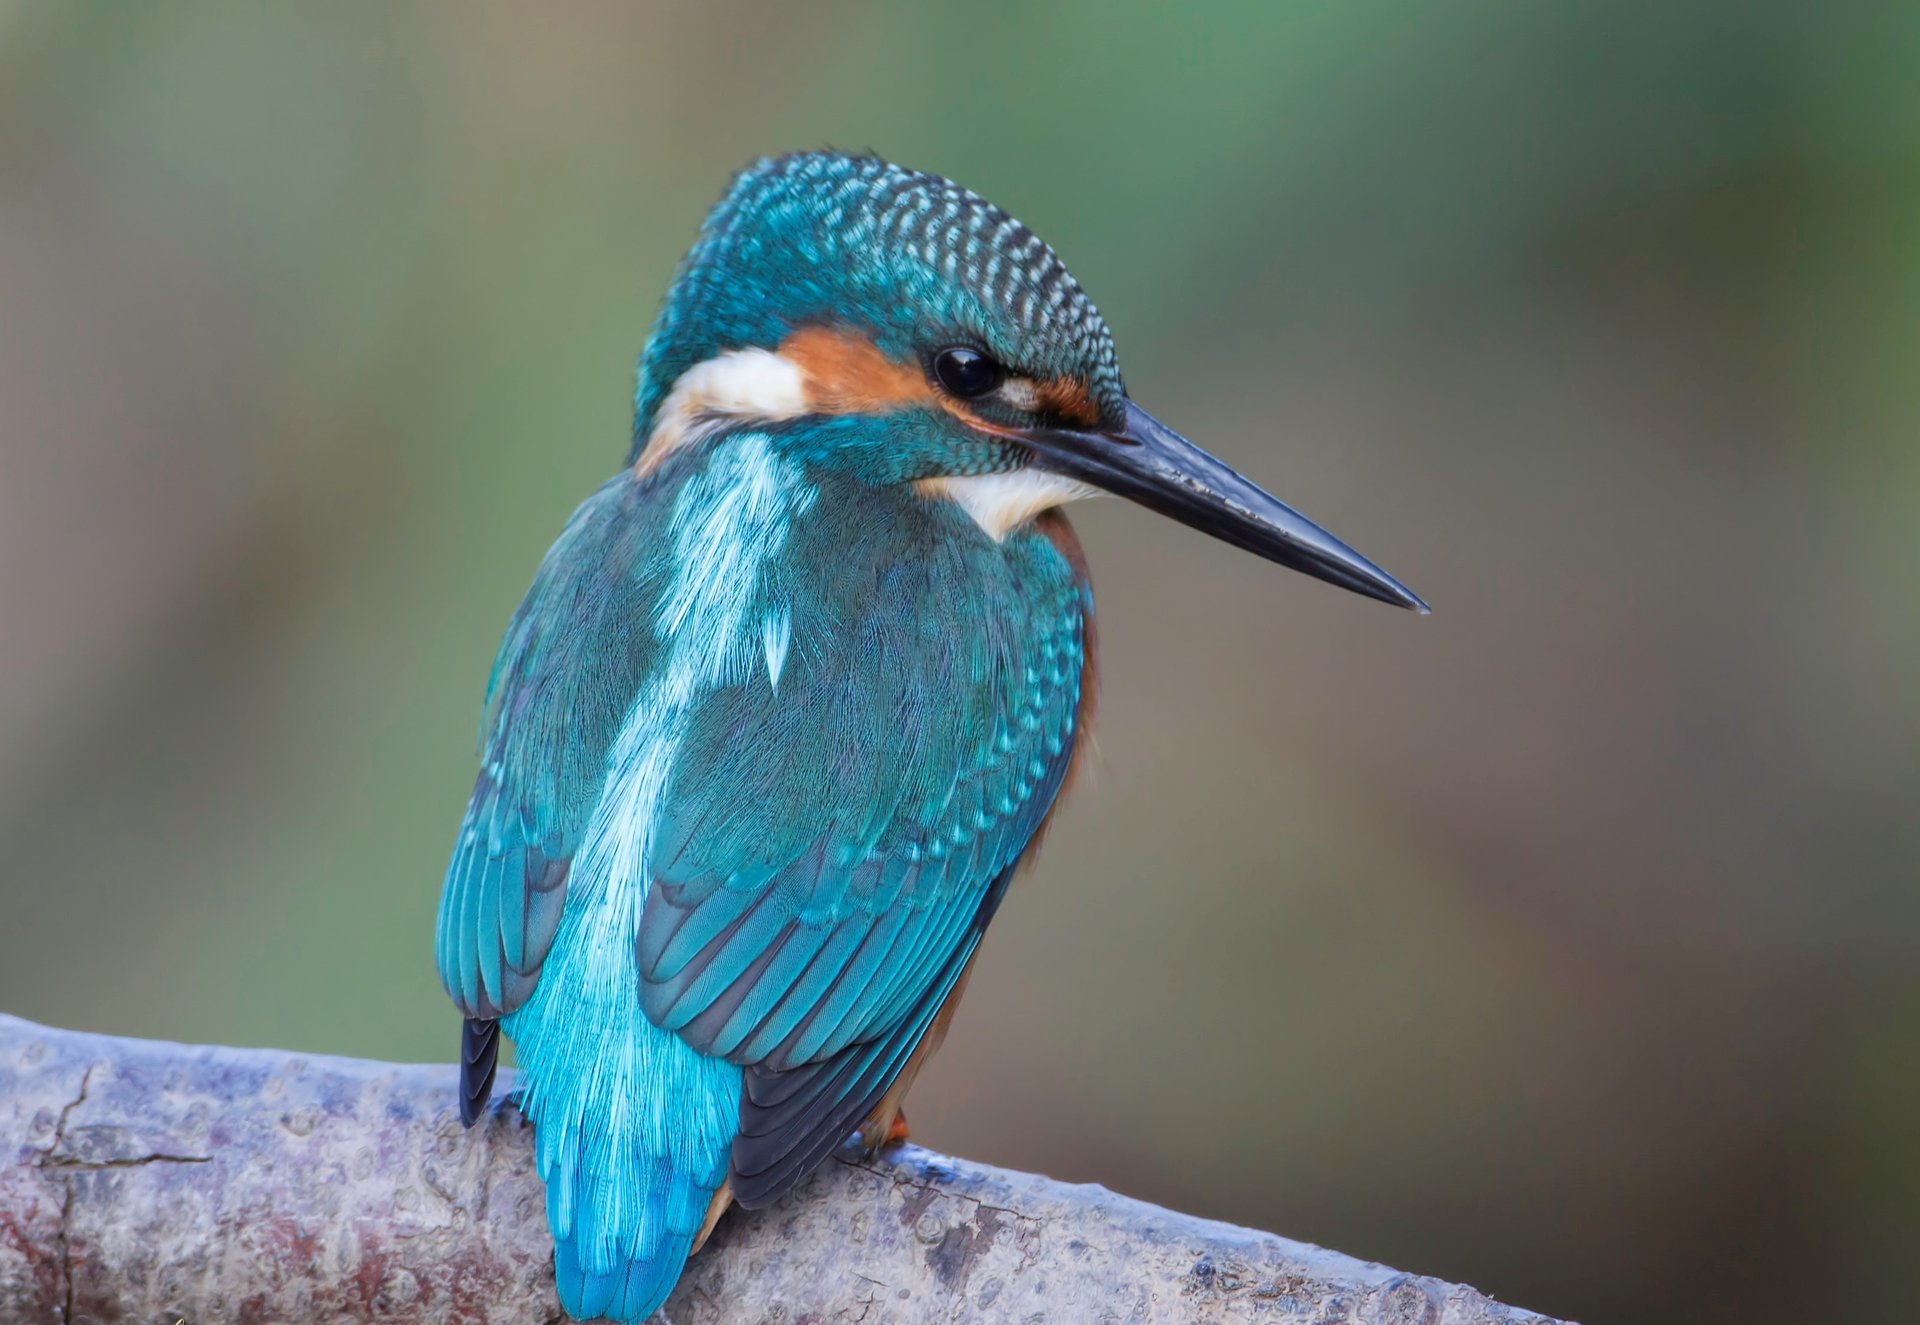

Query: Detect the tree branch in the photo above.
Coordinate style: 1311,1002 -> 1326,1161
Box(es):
0,1015 -> 1564,1323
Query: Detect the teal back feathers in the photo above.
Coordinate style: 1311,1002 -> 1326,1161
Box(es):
438,412 -> 1088,1319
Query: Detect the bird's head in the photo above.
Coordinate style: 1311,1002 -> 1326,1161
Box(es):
630,151 -> 1425,611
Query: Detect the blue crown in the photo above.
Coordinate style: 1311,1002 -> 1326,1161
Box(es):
631,152 -> 1124,459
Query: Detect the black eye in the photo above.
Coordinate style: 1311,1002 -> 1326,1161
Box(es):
931,346 -> 1005,399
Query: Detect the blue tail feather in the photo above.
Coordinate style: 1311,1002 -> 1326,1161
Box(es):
505,866 -> 742,1322
552,1213 -> 698,1323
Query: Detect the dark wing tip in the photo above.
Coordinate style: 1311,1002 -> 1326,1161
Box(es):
459,1017 -> 501,1127
730,1048 -> 882,1208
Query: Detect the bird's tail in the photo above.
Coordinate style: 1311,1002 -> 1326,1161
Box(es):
504,890 -> 742,1321
546,1172 -> 707,1322
535,1124 -> 716,1321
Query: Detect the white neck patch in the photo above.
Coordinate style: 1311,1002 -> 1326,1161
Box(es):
920,470 -> 1101,541
637,349 -> 808,474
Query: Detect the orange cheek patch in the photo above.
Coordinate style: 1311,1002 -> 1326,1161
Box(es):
780,326 -> 937,415
779,325 -> 1101,435
1033,377 -> 1100,427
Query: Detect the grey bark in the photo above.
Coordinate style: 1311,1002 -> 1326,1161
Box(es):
0,1014 -> 1566,1324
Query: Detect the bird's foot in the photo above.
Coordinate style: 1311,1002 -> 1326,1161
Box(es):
852,1107 -> 912,1157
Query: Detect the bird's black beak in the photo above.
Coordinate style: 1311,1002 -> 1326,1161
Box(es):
1018,399 -> 1429,612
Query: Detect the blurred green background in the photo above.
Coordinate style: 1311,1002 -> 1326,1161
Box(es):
3,4 -> 1917,1321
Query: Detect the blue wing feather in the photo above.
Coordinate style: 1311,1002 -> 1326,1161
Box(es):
729,858 -> 1018,1209
435,477 -> 667,1028
631,486 -> 1090,1209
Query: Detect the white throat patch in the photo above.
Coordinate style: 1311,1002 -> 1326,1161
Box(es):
922,469 -> 1101,541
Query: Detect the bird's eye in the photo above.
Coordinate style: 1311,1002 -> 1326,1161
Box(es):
931,346 -> 1005,399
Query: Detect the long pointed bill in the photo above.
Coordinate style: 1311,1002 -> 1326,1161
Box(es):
1018,399 -> 1429,612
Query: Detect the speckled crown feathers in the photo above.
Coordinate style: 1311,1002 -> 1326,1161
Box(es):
631,152 -> 1123,458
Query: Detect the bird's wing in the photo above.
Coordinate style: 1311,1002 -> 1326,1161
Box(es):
634,508 -> 1089,1197
435,476 -> 668,1118
727,859 -> 1015,1205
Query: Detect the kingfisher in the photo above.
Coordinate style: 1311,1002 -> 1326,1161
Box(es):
435,150 -> 1425,1322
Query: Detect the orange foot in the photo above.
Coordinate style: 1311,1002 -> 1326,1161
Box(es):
854,1106 -> 914,1155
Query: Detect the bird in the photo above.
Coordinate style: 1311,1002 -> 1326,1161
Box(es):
434,149 -> 1426,1322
